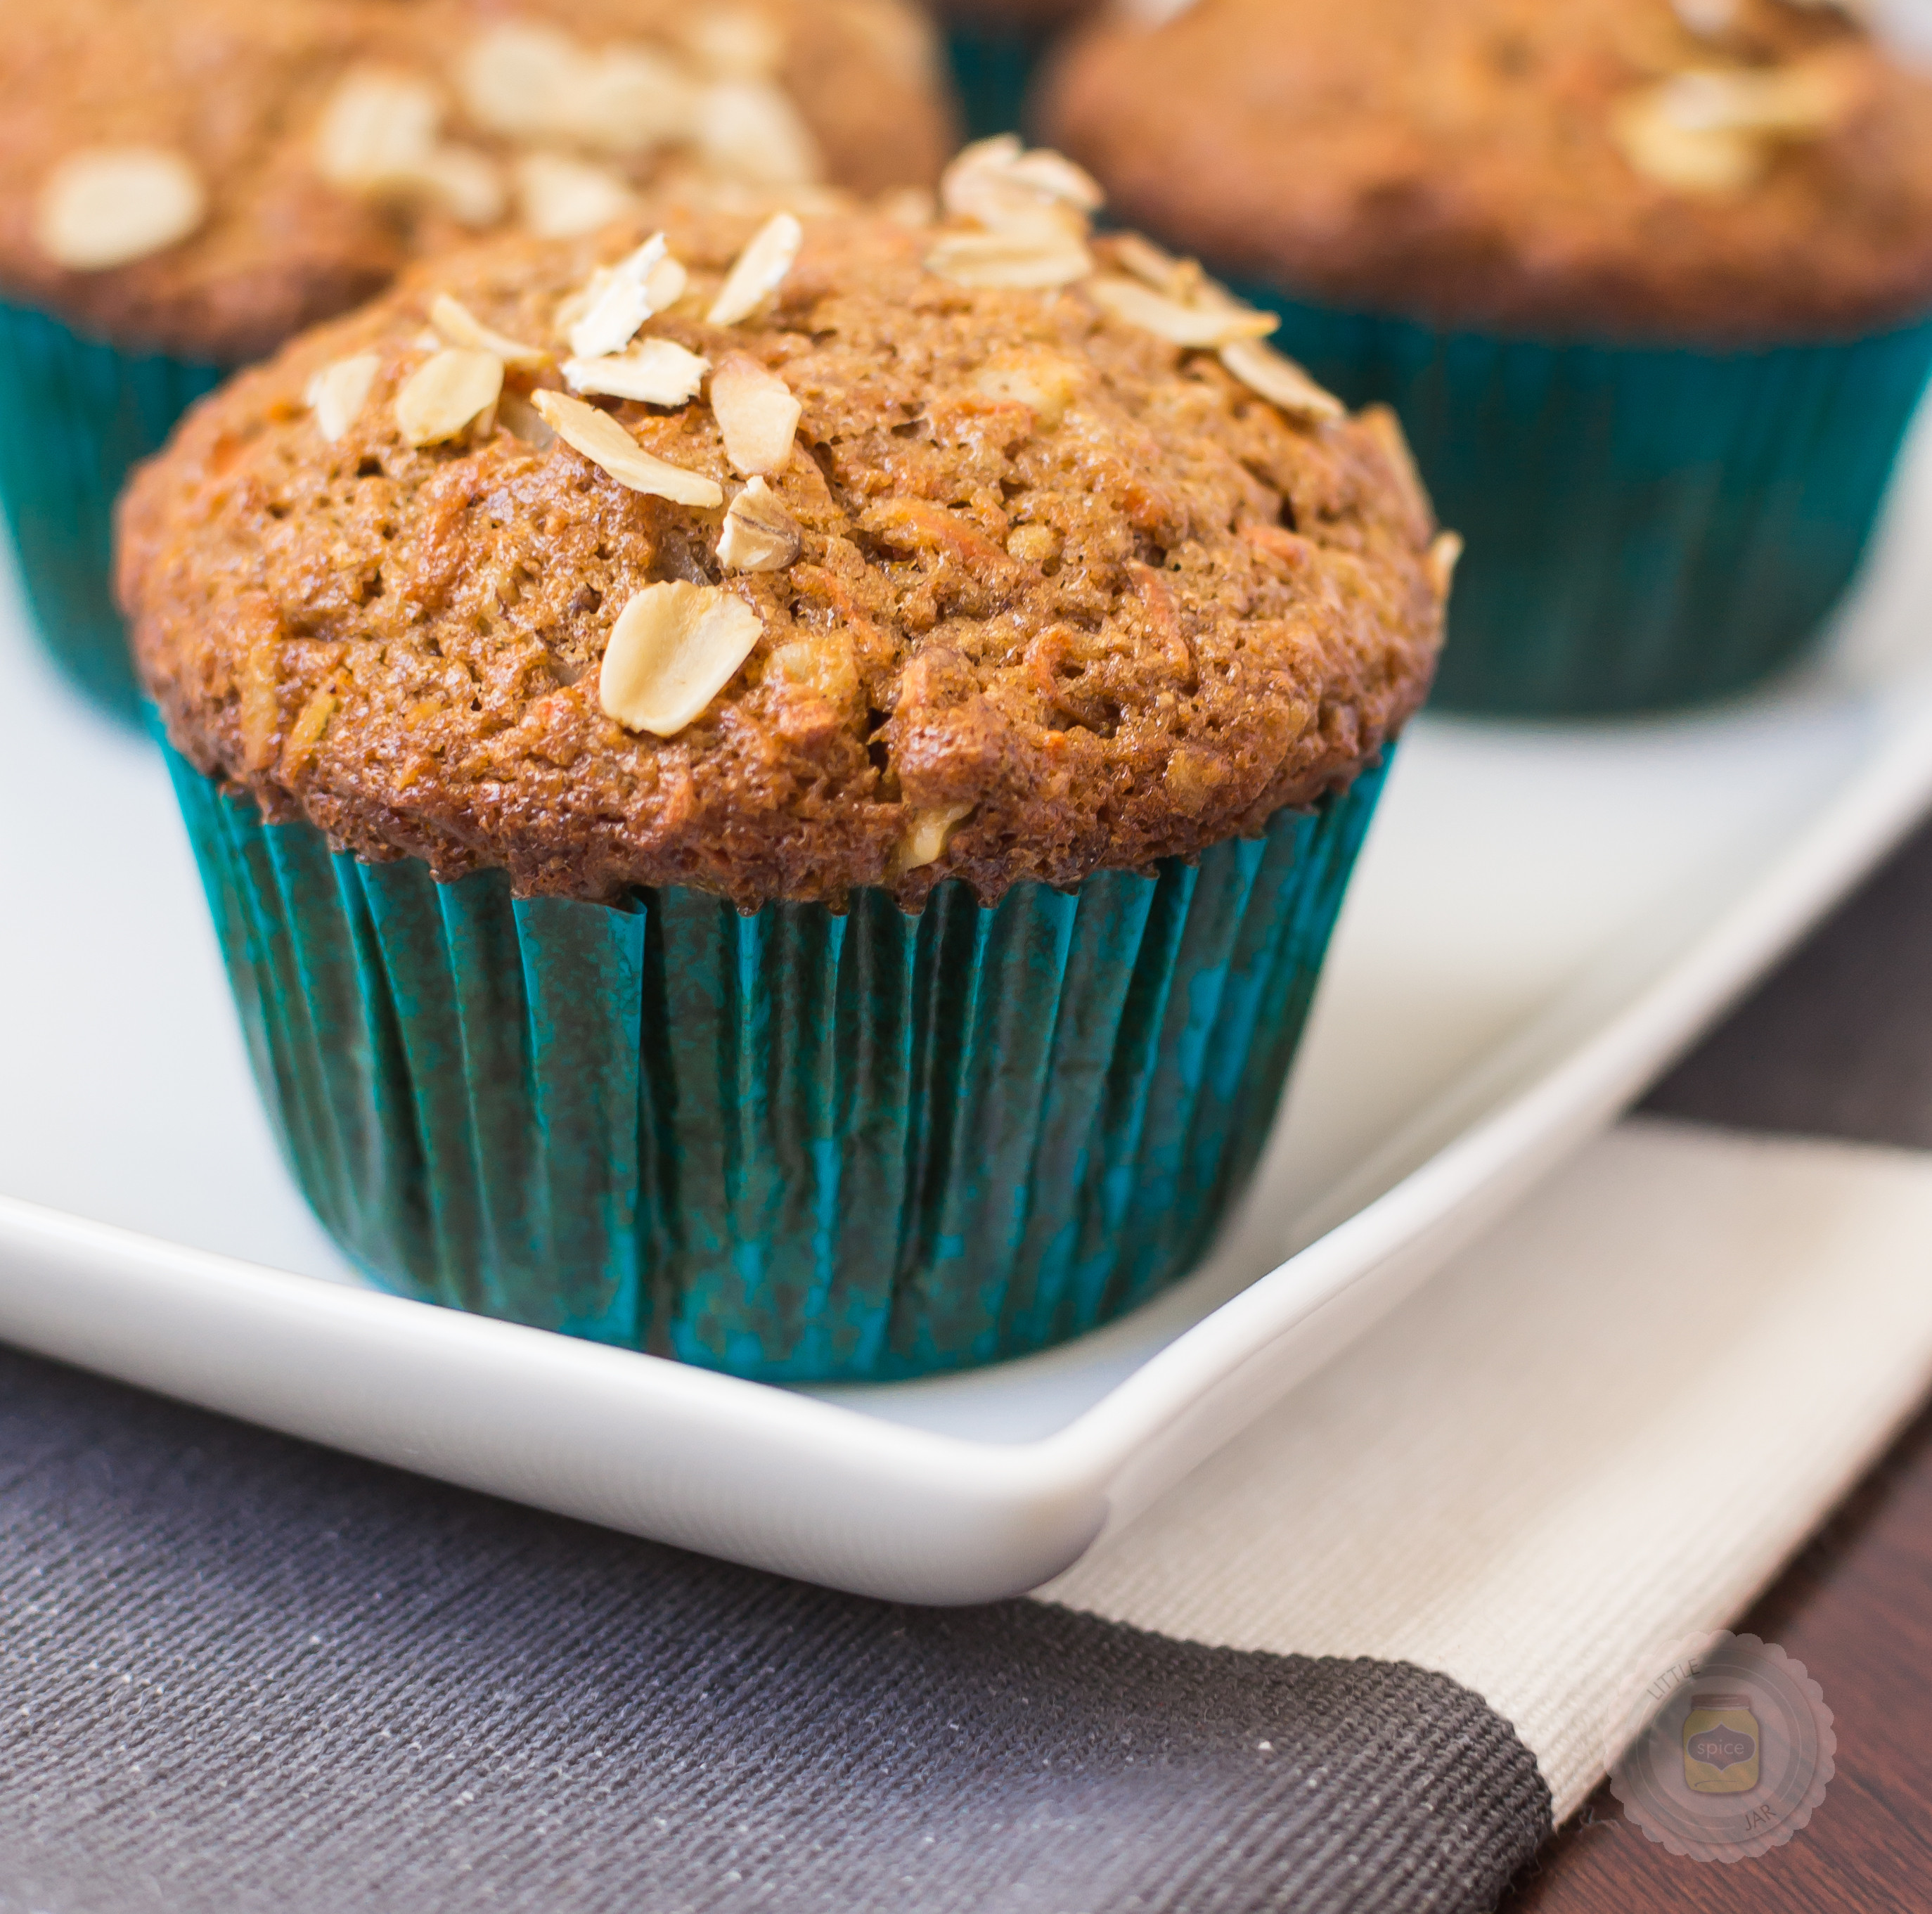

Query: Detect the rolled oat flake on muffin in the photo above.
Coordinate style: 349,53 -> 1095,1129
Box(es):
530,387 -> 724,505
305,352 -> 382,442
120,187 -> 1447,1379
34,147 -> 206,272
1611,52 -> 1861,193
600,580 -> 766,735
429,293 -> 547,366
514,151 -> 642,240
565,336 -> 710,404
709,352 -> 801,473
706,210 -> 804,323
394,346 -> 503,445
716,475 -> 803,570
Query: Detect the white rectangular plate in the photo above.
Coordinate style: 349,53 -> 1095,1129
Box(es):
4,416 -> 1931,1603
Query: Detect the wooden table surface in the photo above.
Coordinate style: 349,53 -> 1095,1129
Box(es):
1490,803 -> 1932,1910
1504,1393 -> 1932,1910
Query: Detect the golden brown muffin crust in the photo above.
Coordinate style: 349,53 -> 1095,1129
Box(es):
0,0 -> 953,361
120,204 -> 1445,910
1037,0 -> 1932,340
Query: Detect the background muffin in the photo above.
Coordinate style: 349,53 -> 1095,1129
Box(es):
1038,0 -> 1932,714
0,0 -> 954,717
120,161 -> 1448,1379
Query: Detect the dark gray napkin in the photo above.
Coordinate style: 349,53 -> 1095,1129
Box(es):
1643,812 -> 1932,1146
0,1342 -> 1544,1914
8,805 -> 1932,1914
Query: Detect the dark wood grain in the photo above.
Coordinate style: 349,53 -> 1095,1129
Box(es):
1503,1395 -> 1932,1911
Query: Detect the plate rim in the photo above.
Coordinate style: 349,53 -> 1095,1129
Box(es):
6,664 -> 1932,1600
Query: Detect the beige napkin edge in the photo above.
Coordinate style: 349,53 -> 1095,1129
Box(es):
1041,1117 -> 1932,1820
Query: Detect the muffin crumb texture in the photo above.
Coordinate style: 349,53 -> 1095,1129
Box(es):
121,180 -> 1446,911
1038,0 -> 1932,338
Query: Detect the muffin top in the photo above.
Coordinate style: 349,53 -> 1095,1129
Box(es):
121,147 -> 1450,911
0,0 -> 952,362
1036,0 -> 1932,340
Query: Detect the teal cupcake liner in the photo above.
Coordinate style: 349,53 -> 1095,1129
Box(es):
0,300 -> 224,722
944,20 -> 1055,141
1234,287 -> 1932,716
163,740 -> 1389,1383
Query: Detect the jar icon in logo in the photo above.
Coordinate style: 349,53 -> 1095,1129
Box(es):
1682,1692 -> 1761,1794
1609,1634 -> 1834,1861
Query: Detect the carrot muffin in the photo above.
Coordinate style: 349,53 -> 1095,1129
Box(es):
0,0 -> 953,717
119,147 -> 1450,1380
1038,0 -> 1932,712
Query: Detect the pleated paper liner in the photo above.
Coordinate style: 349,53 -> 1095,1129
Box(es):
944,4 -> 1092,143
163,740 -> 1390,1383
0,301 -> 224,724
1233,286 -> 1932,717
945,22 -> 1043,141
